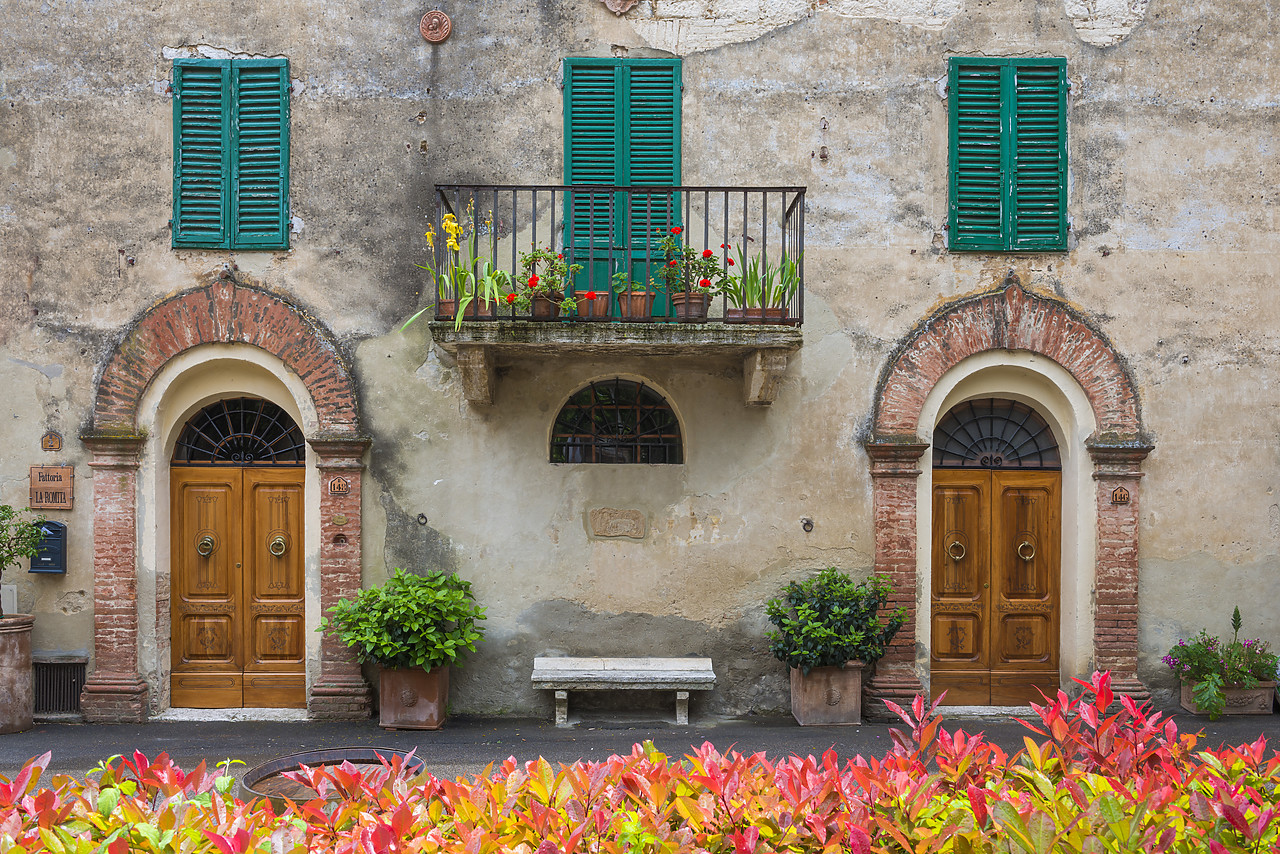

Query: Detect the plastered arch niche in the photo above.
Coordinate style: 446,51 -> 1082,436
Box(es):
916,353 -> 1098,698
133,347 -> 322,714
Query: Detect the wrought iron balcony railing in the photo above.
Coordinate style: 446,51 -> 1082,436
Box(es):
426,184 -> 805,326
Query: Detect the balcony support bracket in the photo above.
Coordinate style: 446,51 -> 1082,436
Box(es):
744,349 -> 790,406
456,344 -> 496,406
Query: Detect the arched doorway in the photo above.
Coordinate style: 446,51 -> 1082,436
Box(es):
169,398 -> 307,708
929,398 -> 1061,705
863,278 -> 1154,716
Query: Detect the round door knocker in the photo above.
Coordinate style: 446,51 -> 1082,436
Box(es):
269,535 -> 288,557
947,541 -> 966,561
196,535 -> 215,557
1017,541 -> 1036,562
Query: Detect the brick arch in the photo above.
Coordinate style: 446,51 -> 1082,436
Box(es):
92,277 -> 359,436
872,279 -> 1143,441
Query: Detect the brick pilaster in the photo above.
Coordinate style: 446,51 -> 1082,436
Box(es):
1088,439 -> 1153,703
307,436 -> 373,720
79,434 -> 149,723
862,437 -> 930,719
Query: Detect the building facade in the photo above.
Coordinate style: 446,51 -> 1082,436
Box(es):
1,0 -> 1274,721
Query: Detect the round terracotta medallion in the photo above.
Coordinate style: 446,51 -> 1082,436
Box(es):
420,10 -> 452,43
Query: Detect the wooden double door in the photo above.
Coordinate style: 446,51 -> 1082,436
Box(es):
931,469 -> 1061,706
171,467 -> 306,708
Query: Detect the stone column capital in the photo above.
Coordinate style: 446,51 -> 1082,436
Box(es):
864,435 -> 929,477
1086,435 -> 1154,473
80,433 -> 146,468
308,435 -> 371,469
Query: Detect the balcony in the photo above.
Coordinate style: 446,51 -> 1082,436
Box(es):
423,184 -> 806,405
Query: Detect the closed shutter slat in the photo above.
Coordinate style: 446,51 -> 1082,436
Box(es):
948,61 -> 1004,249
172,61 -> 229,247
1012,62 -> 1066,249
231,60 -> 289,249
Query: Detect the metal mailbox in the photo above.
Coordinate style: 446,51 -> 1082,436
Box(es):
30,520 -> 67,574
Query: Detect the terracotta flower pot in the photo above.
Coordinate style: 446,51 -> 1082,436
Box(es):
616,291 -> 656,322
532,294 -> 562,320
576,292 -> 611,319
1180,680 -> 1275,716
671,291 -> 711,322
789,660 -> 865,726
436,298 -> 496,322
379,665 -> 449,730
0,615 -> 35,734
725,306 -> 788,323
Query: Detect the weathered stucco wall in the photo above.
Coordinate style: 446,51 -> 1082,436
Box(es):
2,0 -> 1278,716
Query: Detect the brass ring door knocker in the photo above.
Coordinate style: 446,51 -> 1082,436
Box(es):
269,535 -> 287,557
196,535 -> 215,557
1017,541 -> 1036,561
947,541 -> 966,561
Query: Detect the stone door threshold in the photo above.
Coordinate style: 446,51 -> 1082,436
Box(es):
153,708 -> 309,722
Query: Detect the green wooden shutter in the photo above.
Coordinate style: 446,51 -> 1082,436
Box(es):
948,60 -> 1005,251
231,59 -> 290,249
624,62 -> 681,251
173,60 -> 230,247
949,57 -> 1066,252
565,61 -> 620,253
1011,61 -> 1066,251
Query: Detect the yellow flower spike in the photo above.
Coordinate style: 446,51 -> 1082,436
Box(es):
447,237 -> 460,252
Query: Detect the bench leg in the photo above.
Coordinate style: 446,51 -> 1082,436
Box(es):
555,690 -> 569,727
675,691 -> 690,726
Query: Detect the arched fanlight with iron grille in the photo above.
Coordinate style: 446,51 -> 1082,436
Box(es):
173,398 -> 306,465
551,379 -> 682,464
932,398 -> 1060,469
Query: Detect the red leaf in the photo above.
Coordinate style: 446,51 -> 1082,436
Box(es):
967,784 -> 988,827
1222,804 -> 1250,836
848,825 -> 871,854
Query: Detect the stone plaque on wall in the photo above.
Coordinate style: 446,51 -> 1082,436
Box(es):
30,466 -> 73,510
589,508 -> 646,539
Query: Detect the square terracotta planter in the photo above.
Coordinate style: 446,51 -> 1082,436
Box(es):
379,666 -> 449,730
789,661 -> 865,726
1179,680 -> 1275,716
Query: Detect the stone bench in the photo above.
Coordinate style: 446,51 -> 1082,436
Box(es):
531,657 -> 716,726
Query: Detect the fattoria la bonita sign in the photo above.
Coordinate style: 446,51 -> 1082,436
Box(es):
30,466 -> 73,510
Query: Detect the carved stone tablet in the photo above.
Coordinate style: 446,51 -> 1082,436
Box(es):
589,508 -> 646,539
597,0 -> 640,13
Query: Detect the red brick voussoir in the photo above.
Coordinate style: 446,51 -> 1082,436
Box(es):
92,276 -> 359,436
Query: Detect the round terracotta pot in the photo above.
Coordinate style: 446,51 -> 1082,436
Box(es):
0,615 -> 35,734
436,299 -> 496,322
725,307 -> 788,323
616,291 -> 656,322
531,295 -> 562,320
671,291 -> 711,322
576,293 -> 611,319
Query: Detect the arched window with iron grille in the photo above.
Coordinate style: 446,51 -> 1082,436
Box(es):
551,379 -> 683,464
932,397 -> 1060,469
173,397 -> 306,465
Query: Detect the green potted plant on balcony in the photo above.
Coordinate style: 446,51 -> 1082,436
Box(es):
654,227 -> 727,322
1164,606 -> 1277,720
723,245 -> 801,322
511,246 -> 583,320
319,568 -> 486,730
766,567 -> 905,725
408,205 -> 510,331
0,504 -> 44,734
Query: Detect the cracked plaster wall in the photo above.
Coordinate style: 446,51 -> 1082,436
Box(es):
0,0 -> 1276,716
615,0 -> 1148,54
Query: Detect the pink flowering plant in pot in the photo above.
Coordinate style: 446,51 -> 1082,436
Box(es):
1163,605 -> 1277,719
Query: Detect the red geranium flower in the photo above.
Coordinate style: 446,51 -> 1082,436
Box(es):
557,253 -> 563,259
670,226 -> 683,235
585,290 -> 597,300
727,258 -> 735,266
702,249 -> 714,258
720,243 -> 728,249
505,293 -> 517,304
667,259 -> 678,267
698,278 -> 711,288
528,275 -> 539,288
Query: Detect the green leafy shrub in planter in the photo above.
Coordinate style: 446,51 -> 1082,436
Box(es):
0,505 -> 44,618
318,568 -> 486,670
1163,605 -> 1278,719
765,567 -> 906,673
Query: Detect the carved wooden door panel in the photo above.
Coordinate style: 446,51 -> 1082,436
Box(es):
989,470 -> 1060,705
931,469 -> 1060,705
171,468 -> 305,708
242,469 -> 306,707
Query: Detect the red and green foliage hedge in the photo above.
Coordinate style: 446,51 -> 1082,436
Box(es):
4,672 -> 1280,854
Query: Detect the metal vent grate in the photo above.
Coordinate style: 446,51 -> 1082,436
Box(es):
34,656 -> 86,714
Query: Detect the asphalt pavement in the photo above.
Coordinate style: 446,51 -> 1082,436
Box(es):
5,709 -> 1280,783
